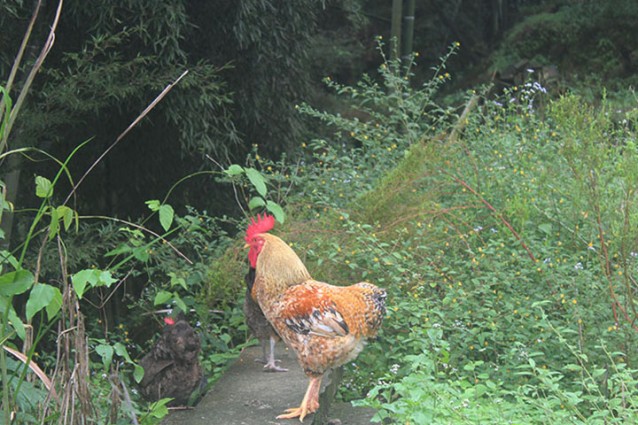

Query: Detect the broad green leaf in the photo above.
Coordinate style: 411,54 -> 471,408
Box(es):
248,196 -> 266,210
48,206 -> 59,239
114,342 -> 133,363
224,164 -> 244,176
172,293 -> 188,313
95,343 -> 114,370
8,306 -> 25,340
26,283 -> 61,322
71,269 -> 117,299
154,290 -> 173,306
131,246 -> 150,262
45,286 -> 63,320
133,364 -> 145,384
56,206 -> 75,231
148,399 -> 171,418
35,176 -> 53,199
266,201 -> 286,224
244,167 -> 267,197
158,204 -> 174,231
98,270 -> 117,287
71,270 -> 95,299
169,273 -> 187,290
145,200 -> 161,212
0,270 -> 34,296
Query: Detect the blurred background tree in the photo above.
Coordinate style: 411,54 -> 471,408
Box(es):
2,0 -> 637,248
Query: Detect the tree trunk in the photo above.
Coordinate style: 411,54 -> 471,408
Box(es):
401,0 -> 416,62
390,0 -> 403,61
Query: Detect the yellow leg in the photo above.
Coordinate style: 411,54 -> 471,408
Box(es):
276,376 -> 322,422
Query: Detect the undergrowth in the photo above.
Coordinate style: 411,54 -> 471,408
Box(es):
245,43 -> 638,423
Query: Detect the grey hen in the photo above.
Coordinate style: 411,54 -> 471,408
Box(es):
243,267 -> 287,372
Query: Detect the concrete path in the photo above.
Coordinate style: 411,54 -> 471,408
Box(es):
161,344 -> 376,425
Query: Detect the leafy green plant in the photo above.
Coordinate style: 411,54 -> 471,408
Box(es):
223,163 -> 286,223
248,39 -> 638,424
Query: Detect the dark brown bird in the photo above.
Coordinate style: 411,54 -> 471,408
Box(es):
138,317 -> 206,406
243,267 -> 288,372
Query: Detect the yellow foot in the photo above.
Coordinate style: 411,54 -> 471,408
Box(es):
276,405 -> 317,422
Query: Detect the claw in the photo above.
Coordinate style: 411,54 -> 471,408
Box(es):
275,376 -> 322,422
276,406 -> 311,422
262,336 -> 287,372
263,362 -> 288,372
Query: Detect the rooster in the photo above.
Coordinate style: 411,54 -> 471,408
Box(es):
244,214 -> 386,421
243,266 -> 288,372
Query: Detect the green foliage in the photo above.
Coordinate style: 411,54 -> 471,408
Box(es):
294,40 -> 457,209
250,43 -> 638,423
222,164 -> 286,224
492,0 -> 638,88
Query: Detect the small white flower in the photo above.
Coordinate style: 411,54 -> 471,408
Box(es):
574,262 -> 583,270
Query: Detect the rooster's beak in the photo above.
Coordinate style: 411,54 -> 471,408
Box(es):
243,243 -> 250,249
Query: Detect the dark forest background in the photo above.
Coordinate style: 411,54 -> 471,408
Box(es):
3,0 -> 636,237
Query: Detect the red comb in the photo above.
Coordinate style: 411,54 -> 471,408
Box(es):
245,213 -> 275,241
164,317 -> 175,326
